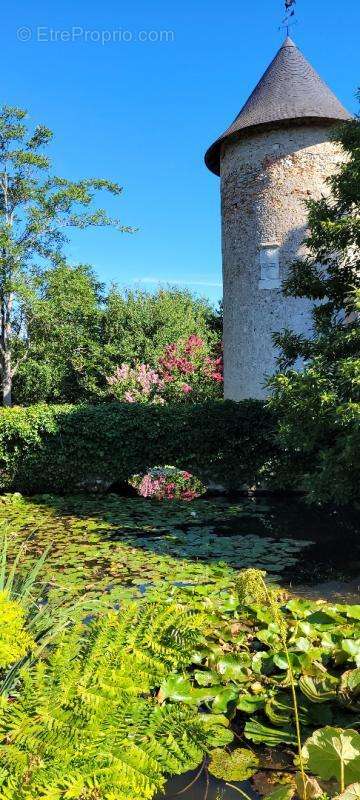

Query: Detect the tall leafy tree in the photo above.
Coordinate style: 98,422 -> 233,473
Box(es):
102,286 -> 222,369
13,280 -> 222,405
13,264 -> 104,404
268,107 -> 360,504
0,106 -> 132,406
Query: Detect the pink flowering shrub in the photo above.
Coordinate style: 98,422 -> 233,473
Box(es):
106,363 -> 165,404
129,465 -> 206,501
107,334 -> 223,404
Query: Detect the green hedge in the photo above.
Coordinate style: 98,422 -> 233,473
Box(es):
0,401 -> 277,494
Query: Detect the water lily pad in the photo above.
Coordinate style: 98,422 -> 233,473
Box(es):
208,747 -> 259,781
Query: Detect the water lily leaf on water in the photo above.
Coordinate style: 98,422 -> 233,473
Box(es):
1,493 -> 318,602
301,727 -> 360,787
208,747 -> 259,781
244,719 -> 297,746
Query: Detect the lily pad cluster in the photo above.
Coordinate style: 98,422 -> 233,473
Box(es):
159,586 -> 360,725
0,493 -> 312,605
157,580 -> 360,797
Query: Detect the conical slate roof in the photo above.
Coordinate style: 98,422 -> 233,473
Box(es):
205,37 -> 351,175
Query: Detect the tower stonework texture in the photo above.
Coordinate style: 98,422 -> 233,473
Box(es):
205,38 -> 351,400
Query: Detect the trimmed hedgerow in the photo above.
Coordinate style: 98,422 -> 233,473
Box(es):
0,401 -> 277,494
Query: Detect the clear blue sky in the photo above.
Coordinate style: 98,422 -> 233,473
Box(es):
2,0 -> 359,305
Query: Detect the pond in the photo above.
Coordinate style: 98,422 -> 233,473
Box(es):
1,491 -> 359,604
2,492 -> 359,800
163,766 -> 258,799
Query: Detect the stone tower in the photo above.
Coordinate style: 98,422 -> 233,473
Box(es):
205,37 -> 351,400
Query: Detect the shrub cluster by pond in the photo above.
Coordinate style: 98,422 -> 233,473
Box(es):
1,546 -> 360,800
0,399 -> 275,493
129,465 -> 206,500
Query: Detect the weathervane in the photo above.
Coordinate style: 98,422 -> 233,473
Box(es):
280,0 -> 298,36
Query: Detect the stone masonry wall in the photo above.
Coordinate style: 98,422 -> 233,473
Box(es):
220,124 -> 344,400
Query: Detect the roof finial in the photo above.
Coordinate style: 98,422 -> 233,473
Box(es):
279,0 -> 297,37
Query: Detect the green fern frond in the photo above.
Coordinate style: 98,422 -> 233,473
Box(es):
0,600 -> 223,799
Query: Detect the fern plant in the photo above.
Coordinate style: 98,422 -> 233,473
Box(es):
0,590 -> 34,669
0,600 -> 228,799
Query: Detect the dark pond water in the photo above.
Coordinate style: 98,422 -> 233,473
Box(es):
163,766 -> 258,800
211,496 -> 360,600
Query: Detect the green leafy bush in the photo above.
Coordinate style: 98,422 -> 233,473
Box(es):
0,400 -> 276,493
13,280 -> 222,406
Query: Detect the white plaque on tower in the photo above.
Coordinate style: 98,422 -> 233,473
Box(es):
259,244 -> 281,289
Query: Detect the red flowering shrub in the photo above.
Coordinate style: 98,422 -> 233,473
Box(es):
158,334 -> 223,402
107,335 -> 223,404
129,465 -> 206,501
